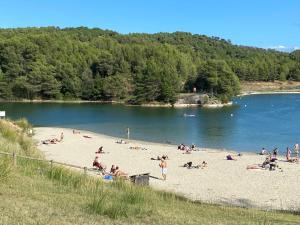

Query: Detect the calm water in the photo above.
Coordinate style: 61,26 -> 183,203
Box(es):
1,94 -> 300,153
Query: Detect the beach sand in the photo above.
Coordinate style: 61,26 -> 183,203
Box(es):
34,127 -> 300,211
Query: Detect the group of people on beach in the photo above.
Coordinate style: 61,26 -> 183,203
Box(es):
285,144 -> 299,162
92,146 -> 128,179
247,144 -> 299,171
178,143 -> 198,154
183,161 -> 208,169
259,144 -> 299,163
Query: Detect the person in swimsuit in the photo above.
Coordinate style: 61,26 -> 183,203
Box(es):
159,159 -> 167,181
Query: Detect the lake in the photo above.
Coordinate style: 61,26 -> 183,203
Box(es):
1,94 -> 300,153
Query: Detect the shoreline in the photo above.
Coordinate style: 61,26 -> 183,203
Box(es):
34,126 -> 300,210
239,90 -> 300,97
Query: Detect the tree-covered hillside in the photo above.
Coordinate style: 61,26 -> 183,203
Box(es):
0,27 -> 299,103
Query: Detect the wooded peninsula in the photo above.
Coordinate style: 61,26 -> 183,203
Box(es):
0,27 -> 300,104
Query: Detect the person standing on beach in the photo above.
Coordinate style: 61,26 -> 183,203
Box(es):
294,143 -> 299,161
59,132 -> 64,142
159,159 -> 167,181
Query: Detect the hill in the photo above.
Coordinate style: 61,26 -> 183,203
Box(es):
0,27 -> 299,103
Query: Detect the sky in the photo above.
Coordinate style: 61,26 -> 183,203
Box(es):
0,0 -> 299,51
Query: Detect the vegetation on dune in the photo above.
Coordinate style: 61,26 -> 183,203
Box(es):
0,27 -> 300,103
0,119 -> 300,224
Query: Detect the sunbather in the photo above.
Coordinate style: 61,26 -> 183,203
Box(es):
151,155 -> 169,160
116,139 -> 128,144
226,155 -> 237,160
73,129 -> 80,134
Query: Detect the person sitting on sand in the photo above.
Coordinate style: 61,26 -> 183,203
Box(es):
259,148 -> 269,155
262,156 -> 271,169
93,156 -> 106,171
113,166 -> 128,178
161,155 -> 168,160
200,161 -> 208,169
183,161 -> 193,169
272,148 -> 278,158
226,155 -> 237,161
183,146 -> 192,154
95,146 -> 104,154
178,144 -> 185,150
110,165 -> 116,174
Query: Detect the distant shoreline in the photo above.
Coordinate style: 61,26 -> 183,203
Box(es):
2,88 -> 300,107
239,90 -> 300,97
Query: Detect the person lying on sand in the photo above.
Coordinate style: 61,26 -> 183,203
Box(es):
151,155 -> 169,160
247,164 -> 264,170
226,155 -> 237,161
183,161 -> 207,169
83,135 -> 92,138
116,139 -> 128,144
42,138 -> 59,144
73,129 -> 80,134
130,146 -> 148,150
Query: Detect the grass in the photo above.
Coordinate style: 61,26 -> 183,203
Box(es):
0,119 -> 300,224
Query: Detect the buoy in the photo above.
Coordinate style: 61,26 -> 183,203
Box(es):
230,113 -> 234,117
244,104 -> 247,107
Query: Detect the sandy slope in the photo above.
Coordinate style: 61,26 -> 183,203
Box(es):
34,127 -> 300,210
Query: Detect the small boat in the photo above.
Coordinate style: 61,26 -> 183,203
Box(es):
183,113 -> 196,117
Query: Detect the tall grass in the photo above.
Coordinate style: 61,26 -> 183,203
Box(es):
0,156 -> 12,181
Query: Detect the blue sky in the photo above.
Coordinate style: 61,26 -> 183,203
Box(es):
0,0 -> 299,51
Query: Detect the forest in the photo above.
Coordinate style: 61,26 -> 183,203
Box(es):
0,27 -> 299,103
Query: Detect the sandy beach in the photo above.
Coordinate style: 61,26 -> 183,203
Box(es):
34,127 -> 300,211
